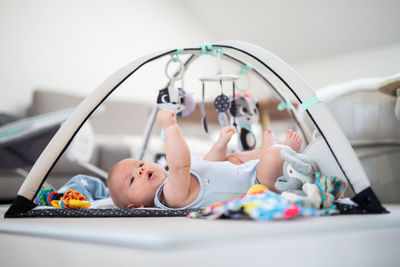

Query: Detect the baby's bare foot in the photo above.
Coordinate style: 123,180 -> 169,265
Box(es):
217,126 -> 235,146
283,129 -> 303,152
262,128 -> 277,149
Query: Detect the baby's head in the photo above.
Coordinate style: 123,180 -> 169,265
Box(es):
108,158 -> 168,208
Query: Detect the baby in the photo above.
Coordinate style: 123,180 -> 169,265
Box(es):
108,109 -> 303,209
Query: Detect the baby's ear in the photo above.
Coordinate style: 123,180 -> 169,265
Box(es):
127,203 -> 145,209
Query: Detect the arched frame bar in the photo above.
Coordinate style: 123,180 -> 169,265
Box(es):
5,41 -> 386,216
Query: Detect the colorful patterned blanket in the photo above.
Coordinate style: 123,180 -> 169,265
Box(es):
188,172 -> 346,220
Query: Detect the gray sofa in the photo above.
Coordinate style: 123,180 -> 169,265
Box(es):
0,89 -> 154,200
0,89 -> 224,201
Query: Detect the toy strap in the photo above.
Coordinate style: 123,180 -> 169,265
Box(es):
201,82 -> 208,133
301,96 -> 322,110
231,81 -> 239,132
278,100 -> 293,111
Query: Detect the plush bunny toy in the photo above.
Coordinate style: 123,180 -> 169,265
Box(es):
274,150 -> 322,208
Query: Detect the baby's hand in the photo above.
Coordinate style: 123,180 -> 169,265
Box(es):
157,109 -> 177,128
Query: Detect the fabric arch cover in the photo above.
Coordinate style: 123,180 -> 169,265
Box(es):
5,40 -> 386,217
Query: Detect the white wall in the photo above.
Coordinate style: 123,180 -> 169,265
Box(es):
1,0 -> 400,116
183,0 -> 400,64
293,43 -> 400,90
0,0 -> 215,115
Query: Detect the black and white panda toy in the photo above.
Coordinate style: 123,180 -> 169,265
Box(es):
156,87 -> 195,116
229,96 -> 260,151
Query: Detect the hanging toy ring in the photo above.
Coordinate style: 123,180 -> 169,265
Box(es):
236,71 -> 251,93
236,66 -> 252,93
165,56 -> 185,82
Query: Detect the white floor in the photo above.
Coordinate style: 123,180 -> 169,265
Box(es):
1,205 -> 400,266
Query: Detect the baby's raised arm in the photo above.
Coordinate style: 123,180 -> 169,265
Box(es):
156,110 -> 192,207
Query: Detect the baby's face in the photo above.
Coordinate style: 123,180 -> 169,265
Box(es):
109,159 -> 168,208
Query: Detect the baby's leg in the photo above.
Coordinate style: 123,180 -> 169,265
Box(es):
256,129 -> 303,192
284,129 -> 302,153
225,150 -> 261,165
225,128 -> 276,165
203,126 -> 235,162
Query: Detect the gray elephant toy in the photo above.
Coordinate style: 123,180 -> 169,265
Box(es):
275,150 -> 322,207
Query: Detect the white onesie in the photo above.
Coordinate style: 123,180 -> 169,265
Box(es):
154,159 -> 260,210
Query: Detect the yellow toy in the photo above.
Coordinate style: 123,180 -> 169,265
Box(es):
67,199 -> 91,209
50,189 -> 91,209
247,184 -> 269,194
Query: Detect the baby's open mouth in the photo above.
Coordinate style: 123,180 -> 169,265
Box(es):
148,172 -> 153,180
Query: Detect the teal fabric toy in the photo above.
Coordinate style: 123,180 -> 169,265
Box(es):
34,187 -> 55,206
315,171 -> 346,215
34,186 -> 63,206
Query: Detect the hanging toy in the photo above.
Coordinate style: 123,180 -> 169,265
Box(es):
180,90 -> 196,117
230,95 -> 260,150
157,50 -> 193,115
200,81 -> 208,133
214,81 -> 231,127
228,63 -> 259,151
236,64 -> 253,94
199,46 -> 238,132
156,87 -> 186,114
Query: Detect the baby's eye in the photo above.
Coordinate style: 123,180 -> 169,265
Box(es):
130,177 -> 134,185
139,163 -> 144,168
